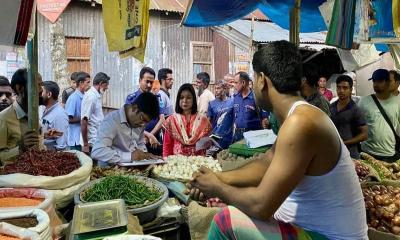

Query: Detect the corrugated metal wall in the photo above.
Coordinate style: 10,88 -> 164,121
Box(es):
38,2 -> 137,109
213,33 -> 229,81
38,4 -> 222,109
159,14 -> 215,103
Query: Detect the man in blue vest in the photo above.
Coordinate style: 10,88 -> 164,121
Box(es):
125,67 -> 164,155
207,80 -> 234,149
233,72 -> 268,142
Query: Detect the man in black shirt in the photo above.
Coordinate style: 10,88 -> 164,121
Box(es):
300,63 -> 331,116
61,72 -> 78,106
330,75 -> 368,158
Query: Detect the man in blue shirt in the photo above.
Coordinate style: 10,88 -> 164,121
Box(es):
125,67 -> 164,155
40,81 -> 68,150
233,72 -> 269,142
207,80 -> 234,149
158,68 -> 174,116
65,72 -> 91,151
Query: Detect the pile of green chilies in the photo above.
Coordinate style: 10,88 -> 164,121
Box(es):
82,176 -> 162,206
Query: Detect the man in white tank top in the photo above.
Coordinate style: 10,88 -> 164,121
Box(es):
188,40 -> 368,239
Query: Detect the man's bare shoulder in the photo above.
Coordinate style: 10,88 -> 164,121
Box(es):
282,105 -> 324,134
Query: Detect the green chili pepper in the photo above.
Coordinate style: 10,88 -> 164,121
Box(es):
82,176 -> 161,207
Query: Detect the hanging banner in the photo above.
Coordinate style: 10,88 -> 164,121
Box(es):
367,0 -> 397,39
37,0 -> 70,23
117,0 -> 150,62
103,0 -> 150,55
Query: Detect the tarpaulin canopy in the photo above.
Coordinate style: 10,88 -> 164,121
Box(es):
182,0 -> 265,27
182,0 -> 327,33
258,0 -> 327,33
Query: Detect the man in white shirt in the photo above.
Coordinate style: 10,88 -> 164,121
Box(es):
358,69 -> 400,162
91,92 -> 160,166
81,72 -> 110,154
196,72 -> 215,114
40,81 -> 68,150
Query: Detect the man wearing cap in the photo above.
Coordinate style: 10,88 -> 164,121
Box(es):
358,69 -> 400,162
0,76 -> 13,112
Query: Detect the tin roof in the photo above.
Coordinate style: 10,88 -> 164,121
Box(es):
150,0 -> 187,13
227,19 -> 328,44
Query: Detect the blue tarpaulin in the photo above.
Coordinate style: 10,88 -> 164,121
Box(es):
258,0 -> 327,33
182,0 -> 265,27
182,0 -> 327,32
369,0 -> 396,39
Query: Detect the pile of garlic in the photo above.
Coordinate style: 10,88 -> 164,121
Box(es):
153,155 -> 222,180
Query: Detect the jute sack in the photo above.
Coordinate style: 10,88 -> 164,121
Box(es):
186,201 -> 221,240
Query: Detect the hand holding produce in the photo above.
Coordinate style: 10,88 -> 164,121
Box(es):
153,155 -> 222,181
363,185 -> 400,235
1,149 -> 80,177
44,129 -> 63,139
183,183 -> 206,202
21,130 -> 39,150
191,166 -> 222,199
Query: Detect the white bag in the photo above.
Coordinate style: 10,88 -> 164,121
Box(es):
50,176 -> 90,208
0,209 -> 51,240
0,151 -> 93,190
0,188 -> 63,229
0,188 -> 54,213
0,222 -> 40,240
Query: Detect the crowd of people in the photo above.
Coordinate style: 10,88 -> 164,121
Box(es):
0,51 -> 399,167
0,40 -> 399,238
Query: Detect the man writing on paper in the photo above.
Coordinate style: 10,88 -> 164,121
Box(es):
91,92 -> 160,166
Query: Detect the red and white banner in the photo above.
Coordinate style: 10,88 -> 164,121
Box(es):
37,0 -> 70,23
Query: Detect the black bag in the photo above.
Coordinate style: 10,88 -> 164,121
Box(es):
371,95 -> 400,154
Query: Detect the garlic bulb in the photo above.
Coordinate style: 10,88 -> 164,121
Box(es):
153,155 -> 222,180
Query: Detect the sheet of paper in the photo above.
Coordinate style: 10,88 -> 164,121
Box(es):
118,159 -> 164,167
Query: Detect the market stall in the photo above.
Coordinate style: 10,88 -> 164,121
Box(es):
1,1 -> 399,240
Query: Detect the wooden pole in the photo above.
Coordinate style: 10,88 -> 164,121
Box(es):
249,15 -> 255,65
289,0 -> 301,45
27,11 -> 39,137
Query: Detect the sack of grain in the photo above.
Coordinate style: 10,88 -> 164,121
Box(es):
0,209 -> 51,240
0,188 -> 62,231
0,222 -> 40,240
0,151 -> 92,208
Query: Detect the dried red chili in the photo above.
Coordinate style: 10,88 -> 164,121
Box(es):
1,149 -> 80,177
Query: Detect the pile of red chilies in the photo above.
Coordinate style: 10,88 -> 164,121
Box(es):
2,149 -> 80,176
